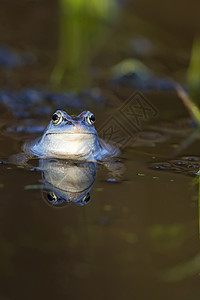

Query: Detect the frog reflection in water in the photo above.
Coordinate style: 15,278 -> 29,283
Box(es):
23,110 -> 119,161
40,159 -> 97,207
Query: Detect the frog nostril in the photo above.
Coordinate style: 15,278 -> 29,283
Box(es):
66,121 -> 72,125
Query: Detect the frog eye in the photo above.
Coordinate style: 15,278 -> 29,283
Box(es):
47,192 -> 58,203
87,113 -> 95,125
52,112 -> 62,125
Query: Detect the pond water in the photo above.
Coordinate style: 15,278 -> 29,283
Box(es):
0,1 -> 200,300
0,93 -> 199,300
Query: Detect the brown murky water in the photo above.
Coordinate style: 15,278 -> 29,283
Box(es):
0,94 -> 199,300
0,1 -> 200,300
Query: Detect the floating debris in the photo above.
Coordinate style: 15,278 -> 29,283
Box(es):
104,204 -> 112,212
107,178 -> 118,183
150,156 -> 200,176
95,187 -> 104,192
24,184 -> 41,190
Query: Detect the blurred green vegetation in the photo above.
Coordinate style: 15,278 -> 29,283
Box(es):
187,36 -> 200,103
147,223 -> 189,253
51,0 -> 119,90
161,255 -> 200,282
111,58 -> 151,79
176,35 -> 200,124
